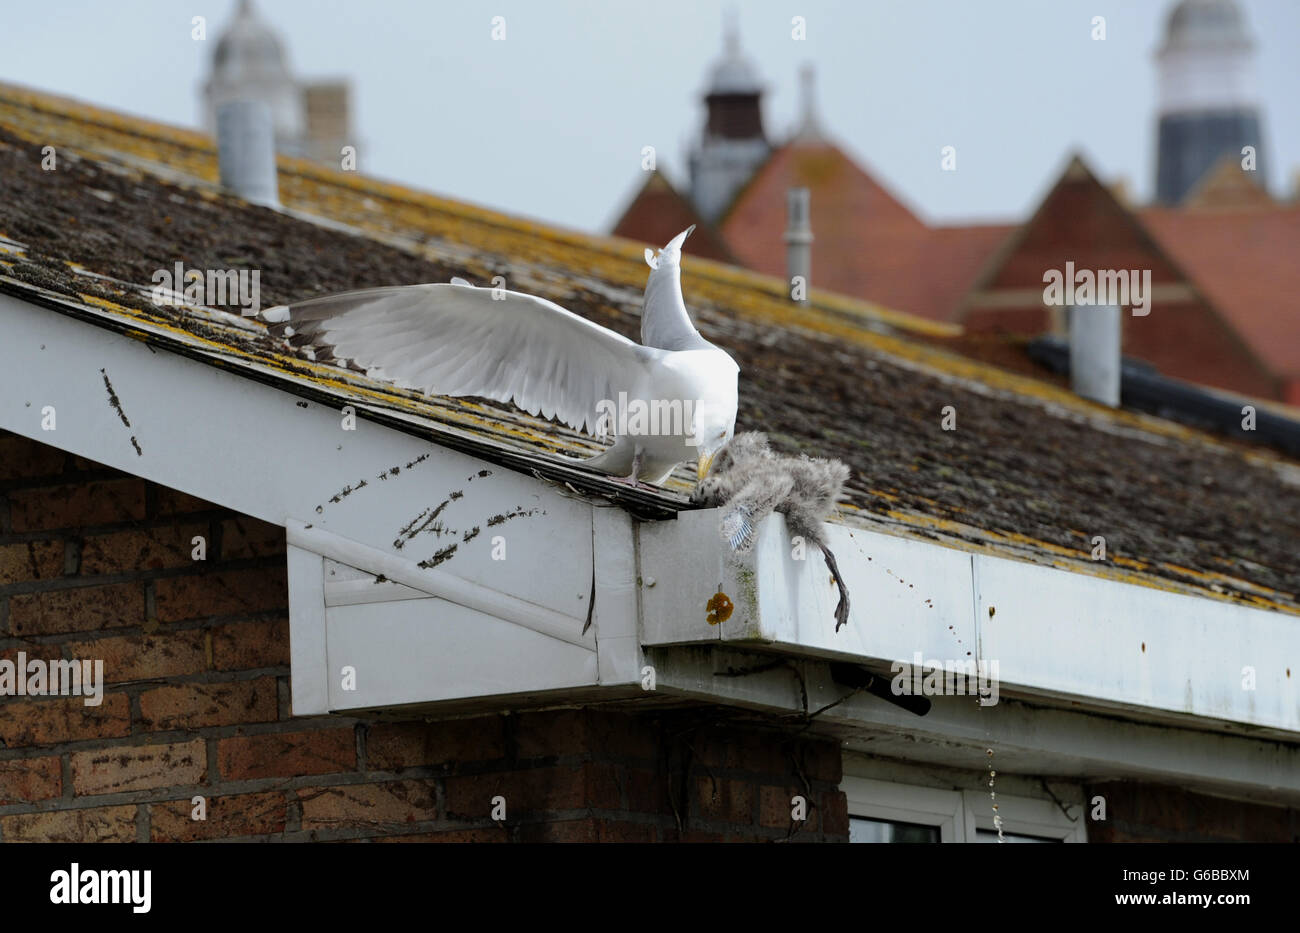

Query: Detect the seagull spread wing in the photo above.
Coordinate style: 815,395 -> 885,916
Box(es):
261,282 -> 658,436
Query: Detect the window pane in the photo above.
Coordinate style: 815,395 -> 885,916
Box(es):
974,829 -> 1059,843
850,817 -> 940,843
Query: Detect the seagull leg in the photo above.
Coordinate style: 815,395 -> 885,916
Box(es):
607,448 -> 653,489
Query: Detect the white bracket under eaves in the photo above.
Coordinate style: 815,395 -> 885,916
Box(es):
284,515 -> 641,716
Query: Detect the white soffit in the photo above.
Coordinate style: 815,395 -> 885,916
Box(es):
640,509 -> 1300,736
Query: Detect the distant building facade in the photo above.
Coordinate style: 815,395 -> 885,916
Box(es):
612,1 -> 1297,404
686,25 -> 771,225
201,0 -> 353,168
1154,0 -> 1267,204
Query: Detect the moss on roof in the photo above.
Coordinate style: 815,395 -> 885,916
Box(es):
1,83 -> 1298,615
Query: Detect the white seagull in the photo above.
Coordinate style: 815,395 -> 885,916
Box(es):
257,227 -> 739,486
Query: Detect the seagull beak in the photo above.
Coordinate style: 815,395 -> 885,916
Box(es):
665,225 -> 695,254
697,451 -> 714,480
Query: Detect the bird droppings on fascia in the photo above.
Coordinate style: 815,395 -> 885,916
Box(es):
393,498 -> 455,550
417,544 -> 458,570
485,506 -> 542,528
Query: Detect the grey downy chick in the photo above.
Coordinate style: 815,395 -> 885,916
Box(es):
690,432 -> 852,631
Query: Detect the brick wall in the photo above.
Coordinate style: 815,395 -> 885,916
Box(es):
1085,781 -> 1300,843
0,430 -> 846,842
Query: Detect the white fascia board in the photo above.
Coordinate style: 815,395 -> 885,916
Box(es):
0,298 -> 588,619
7,294 -> 1296,740
0,293 -> 646,713
640,508 -> 1300,737
646,647 -> 1300,803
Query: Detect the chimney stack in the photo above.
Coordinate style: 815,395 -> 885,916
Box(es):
795,64 -> 825,141
785,187 -> 812,305
216,100 -> 280,208
1069,305 -> 1121,406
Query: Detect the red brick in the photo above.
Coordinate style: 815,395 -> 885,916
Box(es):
68,455 -> 107,472
71,739 -> 206,795
299,779 -> 437,830
8,582 -> 145,636
595,819 -> 657,842
0,756 -> 62,804
514,709 -> 588,757
681,830 -> 725,843
626,768 -> 669,813
367,717 -> 503,770
585,761 -> 624,810
209,618 -> 290,672
218,728 -> 356,780
63,630 -> 208,683
210,618 -> 290,671
150,791 -> 286,841
2,804 -> 136,842
154,566 -> 287,621
154,488 -> 219,517
139,678 -> 278,731
516,818 -> 597,843
444,766 -> 585,819
803,739 -> 842,784
0,434 -> 66,481
374,827 -> 506,842
697,777 -> 755,825
759,784 -> 801,829
588,711 -> 658,760
80,524 -> 208,574
9,479 -> 146,532
220,518 -> 284,560
820,790 -> 849,836
1242,801 -> 1293,843
0,642 -> 62,666
0,541 -> 64,585
0,693 -> 130,746
690,729 -> 732,770
724,730 -> 789,774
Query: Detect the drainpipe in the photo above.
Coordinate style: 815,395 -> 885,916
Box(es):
1069,304 -> 1121,407
215,100 -> 280,208
784,187 -> 812,305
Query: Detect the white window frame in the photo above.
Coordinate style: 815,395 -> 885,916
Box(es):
961,790 -> 1086,843
842,777 -> 963,843
842,775 -> 1086,843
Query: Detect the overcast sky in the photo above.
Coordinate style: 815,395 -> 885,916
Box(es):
4,1 -> 1298,232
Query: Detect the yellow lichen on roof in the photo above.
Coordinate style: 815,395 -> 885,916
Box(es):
5,80 -> 1298,616
7,80 -> 1295,463
866,506 -> 1299,615
73,291 -> 607,462
0,80 -> 954,338
9,81 -> 1283,467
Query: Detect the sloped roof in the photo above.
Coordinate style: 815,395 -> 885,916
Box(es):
717,138 -> 1010,320
1179,154 -> 1274,210
1,81 -> 1298,614
956,153 -> 1300,388
1140,203 -> 1300,381
610,171 -> 735,263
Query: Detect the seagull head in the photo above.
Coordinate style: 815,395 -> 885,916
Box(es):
695,423 -> 734,480
644,225 -> 695,271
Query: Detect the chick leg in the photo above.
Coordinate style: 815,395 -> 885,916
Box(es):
819,544 -> 851,631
